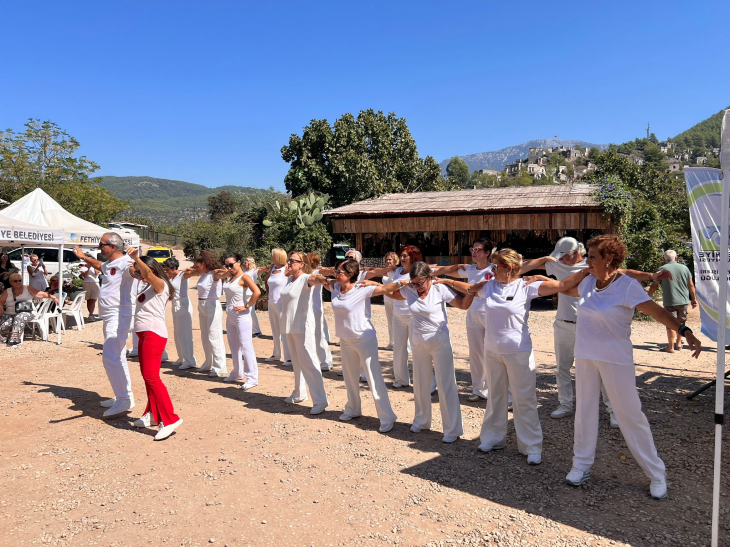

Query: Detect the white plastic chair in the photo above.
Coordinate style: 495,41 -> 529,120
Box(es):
24,299 -> 53,342
47,298 -> 67,335
61,292 -> 85,331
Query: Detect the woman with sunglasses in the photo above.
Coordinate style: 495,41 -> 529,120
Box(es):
183,250 -> 227,378
214,253 -> 261,389
264,248 -> 291,365
307,252 -> 333,372
0,253 -> 19,290
364,262 -> 474,443
311,258 -> 397,431
0,273 -> 57,345
162,258 -> 198,370
279,251 -> 329,414
126,247 -> 183,441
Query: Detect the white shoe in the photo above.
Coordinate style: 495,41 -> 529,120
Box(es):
442,436 -> 459,444
650,477 -> 668,500
161,351 -> 170,362
179,362 -> 196,370
209,371 -> 224,377
133,412 -> 158,428
154,419 -> 183,441
527,453 -> 542,465
224,375 -> 242,383
284,395 -> 308,404
100,397 -> 116,408
566,467 -> 590,486
550,404 -> 575,419
379,422 -> 394,433
241,380 -> 258,391
478,441 -> 505,453
196,365 -> 212,373
609,412 -> 619,428
310,404 -> 328,415
409,424 -> 422,433
339,412 -> 359,421
264,356 -> 279,363
282,360 -> 292,367
392,382 -> 406,389
385,344 -> 393,350
103,399 -> 134,418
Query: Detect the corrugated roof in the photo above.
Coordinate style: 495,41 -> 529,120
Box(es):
324,184 -> 598,217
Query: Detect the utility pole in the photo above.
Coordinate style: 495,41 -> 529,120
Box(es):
647,122 -> 650,139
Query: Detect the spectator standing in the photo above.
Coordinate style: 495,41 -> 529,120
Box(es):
81,259 -> 101,320
27,254 -> 48,291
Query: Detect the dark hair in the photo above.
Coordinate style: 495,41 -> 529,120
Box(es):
162,257 -> 179,270
409,261 -> 433,279
399,245 -> 423,264
586,234 -> 626,269
336,258 -> 360,282
308,252 -> 321,269
140,256 -> 175,299
0,253 -> 16,270
225,253 -> 242,263
193,250 -> 221,271
472,238 -> 495,255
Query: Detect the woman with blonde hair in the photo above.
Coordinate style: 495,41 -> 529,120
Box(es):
27,254 -> 48,291
0,272 -> 57,345
382,252 -> 399,350
243,257 -> 264,337
264,248 -> 291,365
307,252 -> 333,371
279,251 -> 329,414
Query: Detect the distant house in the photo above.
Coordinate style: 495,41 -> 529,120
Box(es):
505,160 -> 525,175
668,160 -> 682,171
474,169 -> 501,178
695,156 -> 708,165
527,163 -> 547,178
565,148 -> 583,161
628,154 -> 645,166
712,148 -> 720,157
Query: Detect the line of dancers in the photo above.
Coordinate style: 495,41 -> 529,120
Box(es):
78,233 -> 702,500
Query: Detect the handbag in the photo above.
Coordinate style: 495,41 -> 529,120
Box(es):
15,301 -> 33,313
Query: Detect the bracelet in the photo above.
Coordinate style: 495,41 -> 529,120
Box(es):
678,325 -> 692,337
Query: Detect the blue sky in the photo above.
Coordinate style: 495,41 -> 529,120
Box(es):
3,1 -> 729,191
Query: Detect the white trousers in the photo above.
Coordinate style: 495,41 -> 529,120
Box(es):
391,313 -> 412,386
481,349 -> 542,455
313,308 -> 333,367
573,358 -> 665,481
198,299 -> 227,375
269,301 -> 290,361
102,314 -> 133,402
341,336 -> 397,425
250,306 -> 261,335
285,332 -> 329,406
411,329 -> 464,438
465,307 -> 488,398
553,320 -> 612,412
384,299 -> 395,346
172,300 -> 197,367
226,309 -> 258,383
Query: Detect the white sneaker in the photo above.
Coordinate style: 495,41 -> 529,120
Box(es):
154,419 -> 183,441
609,412 -> 619,428
550,404 -> 575,419
409,424 -> 423,433
264,356 -> 279,363
566,467 -> 590,486
379,422 -> 394,433
284,395 -> 308,404
282,360 -> 292,367
133,412 -> 158,428
650,477 -> 668,500
209,371 -> 224,377
241,380 -> 258,391
224,375 -> 242,383
339,412 -> 358,421
179,362 -> 196,370
310,404 -> 328,415
527,453 -> 542,465
392,382 -> 406,389
103,398 -> 134,418
442,436 -> 459,444
100,397 -> 116,408
478,441 -> 505,453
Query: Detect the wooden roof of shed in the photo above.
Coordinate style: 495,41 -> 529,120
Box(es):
324,183 -> 599,217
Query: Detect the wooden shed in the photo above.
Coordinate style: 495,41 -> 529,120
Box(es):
324,184 -> 611,263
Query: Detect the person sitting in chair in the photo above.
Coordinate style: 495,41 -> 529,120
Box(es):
0,273 -> 58,345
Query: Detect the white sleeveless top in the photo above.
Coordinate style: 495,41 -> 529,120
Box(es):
134,282 -> 169,338
390,266 -> 411,316
267,268 -> 287,304
4,286 -> 33,315
197,271 -> 221,299
169,272 -> 190,313
223,273 -> 251,312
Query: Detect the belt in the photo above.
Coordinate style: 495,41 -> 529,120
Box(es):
557,319 -> 576,324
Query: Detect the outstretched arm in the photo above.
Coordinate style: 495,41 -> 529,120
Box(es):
536,269 -> 590,297
619,268 -> 672,283
358,278 -> 407,300
432,278 -> 475,309
72,246 -> 103,270
520,256 -> 556,273
636,299 -> 702,357
126,247 -> 166,294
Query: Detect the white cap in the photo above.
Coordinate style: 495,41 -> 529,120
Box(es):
550,237 -> 579,258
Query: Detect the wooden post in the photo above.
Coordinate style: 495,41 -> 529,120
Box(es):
448,231 -> 455,256
356,232 -> 363,251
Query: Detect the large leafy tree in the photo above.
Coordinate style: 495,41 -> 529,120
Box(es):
0,119 -> 127,223
445,156 -> 470,187
281,110 -> 453,208
207,190 -> 236,221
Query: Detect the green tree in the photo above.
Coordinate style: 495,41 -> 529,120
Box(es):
0,119 -> 127,223
642,142 -> 665,168
281,110 -> 453,208
207,190 -> 236,221
588,147 -> 601,161
177,213 -> 256,259
445,156 -> 470,187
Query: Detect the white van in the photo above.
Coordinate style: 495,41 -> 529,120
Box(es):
6,247 -> 101,278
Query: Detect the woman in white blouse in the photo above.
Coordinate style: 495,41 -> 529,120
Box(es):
215,253 -> 261,390
308,252 -> 333,371
382,252 -> 399,350
264,248 -> 291,365
312,258 -> 397,432
183,250 -> 227,377
162,258 -> 198,370
373,262 -> 475,443
127,248 -> 183,441
279,251 -> 329,415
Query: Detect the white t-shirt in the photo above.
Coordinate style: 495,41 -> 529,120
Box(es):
457,264 -> 495,312
546,259 -> 587,322
390,267 -> 411,316
196,271 -> 222,299
400,283 -> 456,336
81,264 -> 100,284
478,279 -> 544,354
330,283 -> 376,339
280,273 -> 314,334
267,268 -> 287,305
134,282 -> 169,338
99,255 -> 135,319
575,274 -> 651,366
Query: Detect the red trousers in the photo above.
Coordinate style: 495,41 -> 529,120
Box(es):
136,331 -> 180,426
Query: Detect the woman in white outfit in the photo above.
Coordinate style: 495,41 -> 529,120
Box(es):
162,258 -> 198,370
81,259 -> 101,320
183,250 -> 227,378
312,258 -> 397,432
308,252 -> 333,371
27,254 -> 48,291
372,262 -> 473,443
264,248 -> 291,365
381,252 -> 399,350
279,251 -> 329,415
243,257 -> 264,337
555,235 -> 701,500
449,249 -> 586,464
215,253 -> 261,389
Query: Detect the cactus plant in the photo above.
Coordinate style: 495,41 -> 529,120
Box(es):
261,192 -> 330,230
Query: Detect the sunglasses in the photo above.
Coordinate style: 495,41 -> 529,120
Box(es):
287,259 -> 302,264
224,263 -> 236,269
494,263 -> 510,269
334,269 -> 346,275
10,279 -> 21,283
98,242 -> 114,248
410,279 -> 430,288
469,247 -> 486,253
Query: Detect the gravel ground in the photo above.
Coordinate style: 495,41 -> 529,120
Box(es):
0,285 -> 728,547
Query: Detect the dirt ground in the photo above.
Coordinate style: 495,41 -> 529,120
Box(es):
1,277 -> 729,546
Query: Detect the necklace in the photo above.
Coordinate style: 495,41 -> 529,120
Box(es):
337,283 -> 354,299
595,272 -> 618,292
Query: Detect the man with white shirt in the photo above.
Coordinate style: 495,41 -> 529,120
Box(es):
73,233 -> 136,418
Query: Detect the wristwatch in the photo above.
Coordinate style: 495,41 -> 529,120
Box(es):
678,325 -> 693,337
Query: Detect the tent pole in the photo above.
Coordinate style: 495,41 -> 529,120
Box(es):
57,244 -> 63,345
